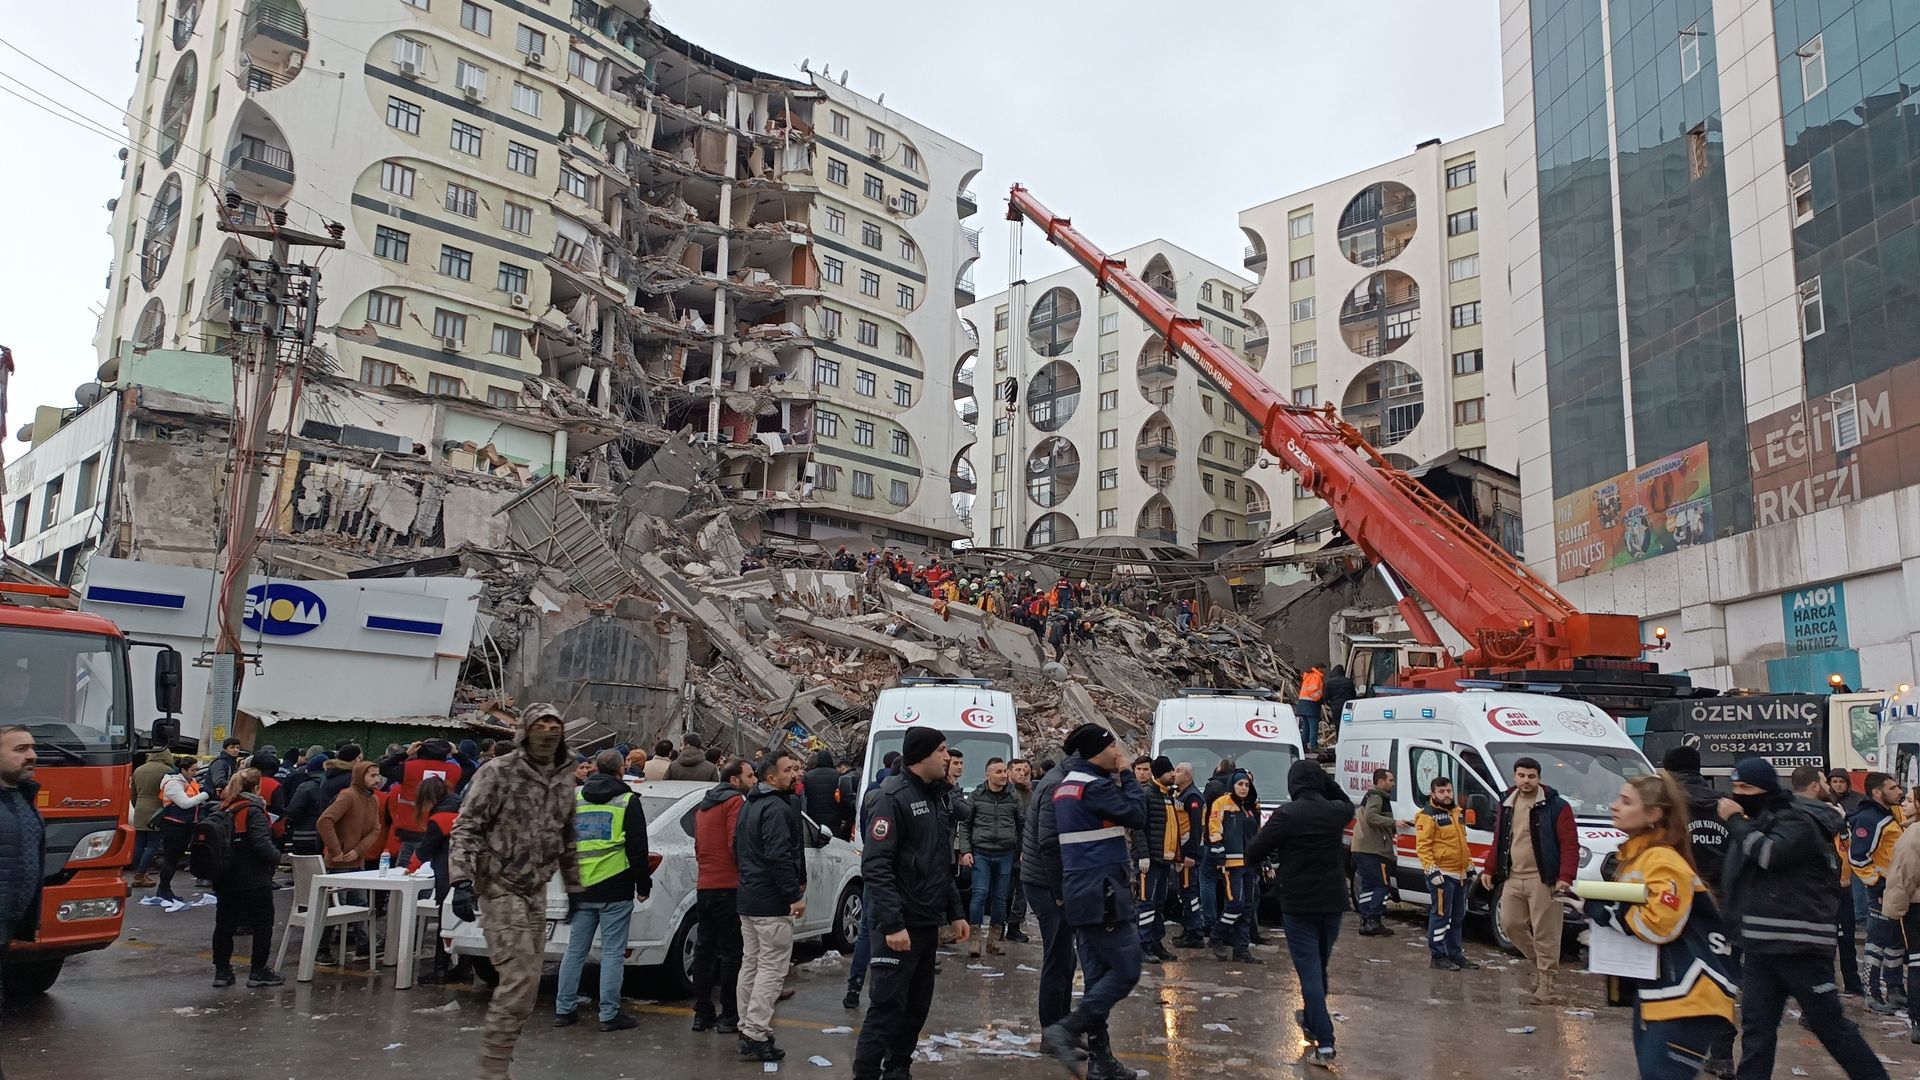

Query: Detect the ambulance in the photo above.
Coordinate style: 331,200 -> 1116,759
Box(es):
1149,688 -> 1302,813
1332,690 -> 1653,946
862,677 -> 1018,791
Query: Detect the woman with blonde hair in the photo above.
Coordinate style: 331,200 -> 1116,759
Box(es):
1581,770 -> 1737,1079
209,767 -> 286,988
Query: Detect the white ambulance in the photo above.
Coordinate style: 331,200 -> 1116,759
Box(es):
1332,690 -> 1652,947
1149,688 -> 1302,813
862,677 -> 1019,791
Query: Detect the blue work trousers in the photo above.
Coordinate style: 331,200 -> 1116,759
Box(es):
1427,874 -> 1466,963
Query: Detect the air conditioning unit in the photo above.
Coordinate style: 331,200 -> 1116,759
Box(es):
524,50 -> 547,68
887,196 -> 903,212
462,83 -> 486,102
440,336 -> 462,352
509,292 -> 531,310
397,58 -> 421,78
287,52 -> 304,71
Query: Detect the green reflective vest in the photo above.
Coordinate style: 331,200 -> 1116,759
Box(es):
574,791 -> 631,888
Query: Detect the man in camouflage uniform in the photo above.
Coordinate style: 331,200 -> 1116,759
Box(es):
449,703 -> 581,1079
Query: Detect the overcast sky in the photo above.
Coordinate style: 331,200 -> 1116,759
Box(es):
0,0 -> 1501,453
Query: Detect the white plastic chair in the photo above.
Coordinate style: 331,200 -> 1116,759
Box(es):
411,893 -> 443,964
275,855 -> 377,973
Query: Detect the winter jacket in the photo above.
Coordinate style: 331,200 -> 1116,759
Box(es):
1177,783 -> 1206,863
1722,789 -> 1844,956
1668,769 -> 1729,891
1416,800 -> 1473,879
665,747 -> 720,783
1020,761 -> 1070,893
1583,832 -> 1737,1023
1321,671 -> 1357,723
317,761 -> 386,870
407,793 -> 462,899
157,771 -> 208,826
449,718 -> 582,897
1882,816 -> 1920,920
834,771 -> 861,839
378,743 -> 464,837
642,756 -> 672,781
1131,779 -> 1184,865
863,770 -> 965,934
318,756 -> 358,808
1489,785 -> 1579,888
130,751 -> 174,831
1206,793 -> 1256,868
801,752 -> 845,835
695,783 -> 746,890
0,779 -> 45,934
1245,761 -> 1356,915
574,772 -> 652,905
1053,755 -> 1149,929
959,782 -> 1024,855
1849,800 -> 1902,887
1351,786 -> 1396,859
204,751 -> 243,799
214,793 -> 281,892
282,764 -> 329,856
736,783 -> 806,916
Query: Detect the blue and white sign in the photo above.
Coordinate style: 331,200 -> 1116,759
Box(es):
1782,581 -> 1848,656
243,583 -> 328,637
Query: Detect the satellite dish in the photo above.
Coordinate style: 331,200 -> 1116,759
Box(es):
75,382 -> 105,408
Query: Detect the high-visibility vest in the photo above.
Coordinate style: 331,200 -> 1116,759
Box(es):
574,792 -> 631,888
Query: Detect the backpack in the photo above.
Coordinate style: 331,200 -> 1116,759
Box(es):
1299,669 -> 1326,702
188,802 -> 240,881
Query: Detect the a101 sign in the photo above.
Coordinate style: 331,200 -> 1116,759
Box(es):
1782,582 -> 1847,655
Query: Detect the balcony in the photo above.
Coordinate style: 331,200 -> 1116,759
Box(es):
1143,387 -> 1173,407
1245,329 -> 1269,350
1029,456 -> 1080,479
1137,526 -> 1179,544
1145,474 -> 1174,490
1137,354 -> 1178,382
955,267 -> 976,307
244,1 -> 308,53
957,188 -> 978,217
962,226 -> 982,254
1344,238 -> 1410,268
950,470 -> 977,493
959,400 -> 979,425
954,374 -> 974,399
962,321 -> 979,346
1136,432 -> 1178,461
1247,510 -> 1271,534
1146,272 -> 1178,301
226,135 -> 294,198
1244,244 -> 1267,272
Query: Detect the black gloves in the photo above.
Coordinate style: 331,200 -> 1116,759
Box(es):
449,881 -> 478,923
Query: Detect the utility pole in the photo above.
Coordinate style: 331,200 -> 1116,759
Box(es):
205,203 -> 343,741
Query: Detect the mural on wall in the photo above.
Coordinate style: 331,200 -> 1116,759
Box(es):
1551,441 -> 1713,579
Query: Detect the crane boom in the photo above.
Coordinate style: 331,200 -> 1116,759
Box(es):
1006,184 -> 1643,673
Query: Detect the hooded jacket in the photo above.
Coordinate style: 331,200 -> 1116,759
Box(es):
959,781 -> 1024,856
801,751 -> 845,833
695,782 -> 747,890
574,772 -> 651,904
449,711 -> 582,896
131,750 -> 175,831
215,792 -> 281,891
282,756 -> 330,855
1244,760 -> 1356,915
1722,789 -> 1844,956
318,755 -> 359,807
665,745 -> 720,783
735,782 -> 806,916
409,791 -> 463,898
317,760 -> 386,870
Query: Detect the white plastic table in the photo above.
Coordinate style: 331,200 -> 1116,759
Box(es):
295,867 -> 438,989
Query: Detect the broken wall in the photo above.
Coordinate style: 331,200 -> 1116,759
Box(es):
518,613 -> 690,746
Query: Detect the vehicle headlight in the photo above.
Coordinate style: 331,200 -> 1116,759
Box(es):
1577,845 -> 1594,868
55,898 -> 121,921
68,830 -> 116,863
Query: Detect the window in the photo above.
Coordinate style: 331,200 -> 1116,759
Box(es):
1680,22 -> 1701,81
852,471 -> 874,499
393,36 -> 425,67
1448,254 -> 1480,282
1446,161 -> 1477,189
896,284 -> 914,309
1223,478 -> 1236,499
994,453 -> 1007,473
507,141 -> 537,176
1099,351 -> 1119,372
830,111 -> 849,137
1291,341 -> 1317,366
867,127 -> 885,153
860,221 -> 883,249
895,331 -> 912,358
490,323 -> 521,357
1099,390 -> 1118,411
822,256 -> 844,285
427,372 -> 465,397
1293,386 -> 1317,406
445,182 -> 478,217
1099,428 -> 1118,449
450,120 -> 483,156
516,24 -> 546,57
994,307 -> 1008,331
1224,292 -> 1234,311
1799,277 -> 1825,339
898,191 -> 918,214
824,207 -> 845,235
1202,283 -> 1214,302
439,244 -> 473,280
1202,474 -> 1214,494
815,410 -> 840,438
888,479 -> 909,506
859,271 -> 880,297
857,319 -> 879,347
386,96 -> 422,134
820,308 -> 842,336
815,464 -> 839,491
1450,302 -> 1482,328
1451,349 -> 1484,375
496,262 -> 528,293
1447,208 -> 1478,236
994,346 -> 1008,370
992,417 -> 1010,436
1289,256 -> 1314,281
898,237 -> 916,261
1223,326 -> 1236,346
401,0 -> 429,8
361,358 -> 400,387
510,82 -> 542,117
1290,297 -> 1315,322
368,291 -> 404,327
460,0 -> 491,34
903,146 -> 919,170
815,357 -> 841,386
1287,212 -> 1313,238
1201,394 -> 1214,416
381,160 -> 416,197
456,59 -> 487,94
432,308 -> 467,342
502,202 -> 533,234
1789,165 -> 1814,226
1099,469 -> 1118,490
890,429 -> 909,455
863,174 -> 885,201
1688,123 -> 1709,180
1099,508 -> 1118,530
374,225 -> 411,261
1830,385 -> 1861,450
827,158 -> 848,185
488,385 -> 519,408
1099,312 -> 1119,334
1454,398 -> 1485,424
1799,34 -> 1825,100
559,165 -> 592,200
855,370 -> 876,396
853,420 -> 875,447
568,49 -> 600,85
893,381 -> 912,406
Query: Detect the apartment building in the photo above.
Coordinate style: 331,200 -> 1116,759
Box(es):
95,0 -> 981,547
962,242 -> 1270,553
1238,129 -> 1514,551
1502,0 -> 1920,692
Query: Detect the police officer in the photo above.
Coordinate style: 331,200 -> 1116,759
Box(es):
1041,723 -> 1149,1080
853,727 -> 969,1080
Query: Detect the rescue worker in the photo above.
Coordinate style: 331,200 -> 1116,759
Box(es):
852,727 -> 968,1080
692,758 -> 754,1033
1130,756 -> 1185,963
1417,776 -> 1478,971
553,750 -> 650,1033
1583,772 -> 1738,1080
1663,745 -> 1734,1073
1351,768 -> 1400,937
448,703 -> 582,1080
1041,724 -> 1148,1080
377,739 -> 464,867
1170,762 -> 1209,948
1021,754 -> 1078,1031
1293,667 -> 1325,753
1851,770 -> 1906,1011
959,756 -> 1023,957
1480,757 -> 1577,1003
1206,770 -> 1260,963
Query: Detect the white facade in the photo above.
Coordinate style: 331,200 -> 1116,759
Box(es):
1239,129 -> 1513,549
2,394 -> 118,576
962,242 -> 1272,551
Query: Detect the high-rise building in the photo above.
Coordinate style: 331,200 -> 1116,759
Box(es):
962,243 -> 1270,552
96,0 -> 980,547
1238,130 -> 1514,551
1503,0 -> 1920,691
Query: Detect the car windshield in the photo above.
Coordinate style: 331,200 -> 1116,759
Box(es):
0,626 -> 128,756
1156,739 -> 1299,803
1487,742 -> 1651,818
867,731 -> 1014,789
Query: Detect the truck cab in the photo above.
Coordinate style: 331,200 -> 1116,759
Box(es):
862,678 -> 1018,792
1149,688 -> 1301,815
1343,636 -> 1449,698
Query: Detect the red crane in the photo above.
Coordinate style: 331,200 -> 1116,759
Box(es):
1006,184 -> 1648,685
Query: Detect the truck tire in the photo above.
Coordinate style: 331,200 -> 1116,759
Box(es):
827,881 -> 862,955
2,957 -> 64,998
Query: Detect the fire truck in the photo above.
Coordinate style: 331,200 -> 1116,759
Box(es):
0,576 -> 181,997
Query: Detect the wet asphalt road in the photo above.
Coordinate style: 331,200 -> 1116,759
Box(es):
1,890 -> 1893,1079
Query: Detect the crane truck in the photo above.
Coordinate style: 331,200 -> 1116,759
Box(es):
1005,186 -> 1692,715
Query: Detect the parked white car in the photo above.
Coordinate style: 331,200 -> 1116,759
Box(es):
442,780 -> 865,991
